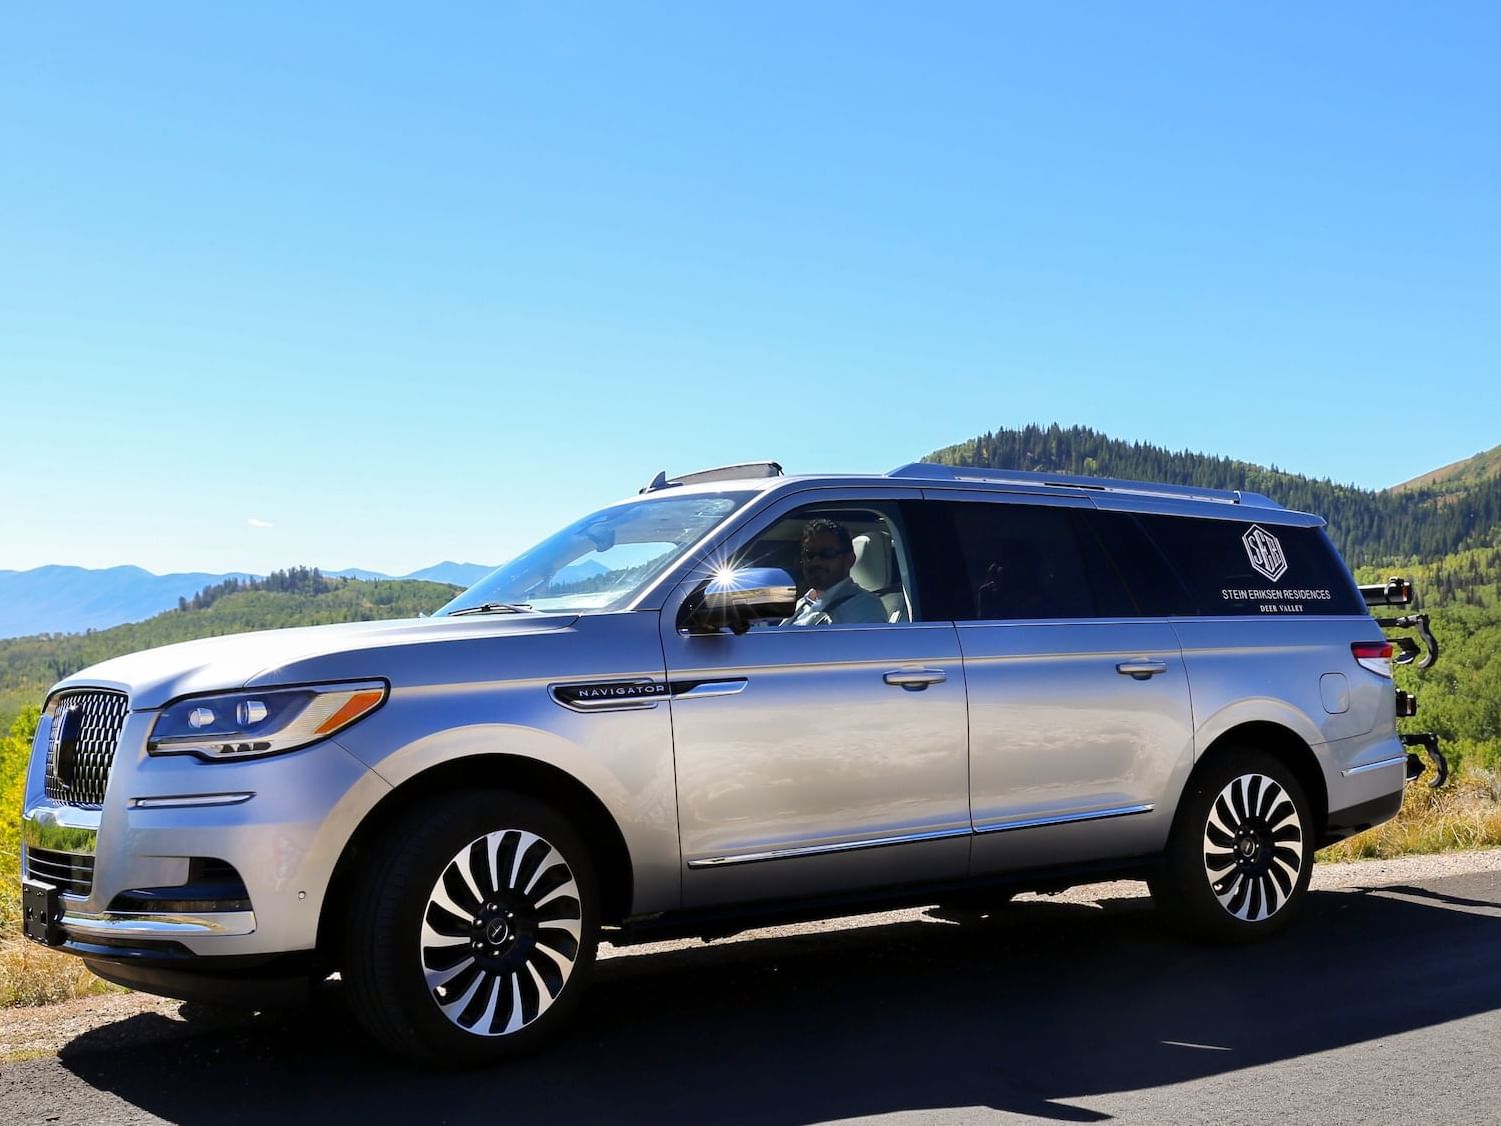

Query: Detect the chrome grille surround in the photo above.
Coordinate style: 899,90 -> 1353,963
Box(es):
44,689 -> 129,807
25,846 -> 95,897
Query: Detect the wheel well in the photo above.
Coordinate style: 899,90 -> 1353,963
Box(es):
1196,722 -> 1329,841
317,755 -> 635,960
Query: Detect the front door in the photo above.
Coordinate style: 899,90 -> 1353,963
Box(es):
659,491 -> 970,908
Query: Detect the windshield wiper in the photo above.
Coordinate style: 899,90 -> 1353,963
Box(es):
445,602 -> 534,617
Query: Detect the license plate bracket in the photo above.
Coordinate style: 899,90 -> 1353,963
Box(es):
21,878 -> 64,946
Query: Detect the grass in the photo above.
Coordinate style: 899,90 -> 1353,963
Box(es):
0,937 -> 116,1008
1317,765 -> 1501,862
0,866 -> 116,1008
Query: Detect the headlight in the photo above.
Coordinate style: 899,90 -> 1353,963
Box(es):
148,681 -> 387,761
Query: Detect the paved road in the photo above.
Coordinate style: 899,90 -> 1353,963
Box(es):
4,871 -> 1501,1125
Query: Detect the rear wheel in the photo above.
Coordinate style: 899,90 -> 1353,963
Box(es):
343,791 -> 599,1065
1151,749 -> 1312,942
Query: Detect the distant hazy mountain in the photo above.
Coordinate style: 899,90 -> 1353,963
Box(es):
0,561 -> 494,639
0,565 -> 258,639
404,562 -> 493,586
554,559 -> 610,584
324,567 -> 391,581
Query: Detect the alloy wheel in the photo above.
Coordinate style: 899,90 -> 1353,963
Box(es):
1202,772 -> 1304,922
419,829 -> 583,1037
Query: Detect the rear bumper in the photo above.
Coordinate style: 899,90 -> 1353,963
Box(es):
1321,789 -> 1404,846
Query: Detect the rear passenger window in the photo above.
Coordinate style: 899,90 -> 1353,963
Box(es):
1081,511 -> 1193,616
945,502 -> 1100,620
1134,514 -> 1364,616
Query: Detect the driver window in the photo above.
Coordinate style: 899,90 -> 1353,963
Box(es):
737,503 -> 916,627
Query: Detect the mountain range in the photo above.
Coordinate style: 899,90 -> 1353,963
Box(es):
4,426 -> 1499,640
0,561 -> 493,640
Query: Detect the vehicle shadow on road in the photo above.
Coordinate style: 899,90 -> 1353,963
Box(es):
55,874 -> 1501,1124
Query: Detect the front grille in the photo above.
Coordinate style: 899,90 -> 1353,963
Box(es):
44,689 -> 129,807
25,846 -> 95,897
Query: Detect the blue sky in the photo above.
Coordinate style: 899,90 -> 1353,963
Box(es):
2,3 -> 1497,576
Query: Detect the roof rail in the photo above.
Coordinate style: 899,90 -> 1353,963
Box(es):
886,462 -> 1281,508
641,461 -> 784,494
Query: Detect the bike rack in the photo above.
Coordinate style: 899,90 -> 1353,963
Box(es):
1360,578 -> 1446,787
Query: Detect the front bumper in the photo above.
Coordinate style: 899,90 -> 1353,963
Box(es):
20,705 -> 392,959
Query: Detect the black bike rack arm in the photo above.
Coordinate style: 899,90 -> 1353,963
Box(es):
1365,576 -> 1445,787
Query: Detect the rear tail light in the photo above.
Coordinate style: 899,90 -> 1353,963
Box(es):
1352,641 -> 1394,678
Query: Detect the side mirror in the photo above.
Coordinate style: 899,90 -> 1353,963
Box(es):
682,567 -> 798,634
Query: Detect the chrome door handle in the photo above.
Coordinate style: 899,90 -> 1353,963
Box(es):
884,668 -> 947,690
1116,659 -> 1168,680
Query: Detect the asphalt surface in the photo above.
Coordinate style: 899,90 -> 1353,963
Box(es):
4,871 -> 1501,1125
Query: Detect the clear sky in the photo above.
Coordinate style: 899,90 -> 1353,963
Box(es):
3,3 -> 1497,577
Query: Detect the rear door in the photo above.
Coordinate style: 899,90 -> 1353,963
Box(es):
920,489 -> 1196,873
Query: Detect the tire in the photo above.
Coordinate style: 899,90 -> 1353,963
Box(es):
343,791 -> 600,1065
1150,748 -> 1313,943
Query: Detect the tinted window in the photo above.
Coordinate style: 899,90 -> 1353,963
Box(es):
1080,510 -> 1193,616
945,502 -> 1099,620
1134,513 -> 1364,616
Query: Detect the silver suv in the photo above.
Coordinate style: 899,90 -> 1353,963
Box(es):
19,462 -> 1418,1063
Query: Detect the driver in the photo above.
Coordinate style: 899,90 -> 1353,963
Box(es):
784,518 -> 889,626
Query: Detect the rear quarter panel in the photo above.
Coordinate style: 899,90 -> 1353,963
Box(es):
1172,616 -> 1403,812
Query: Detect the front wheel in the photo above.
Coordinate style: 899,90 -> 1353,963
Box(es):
343,791 -> 600,1065
1151,749 -> 1313,942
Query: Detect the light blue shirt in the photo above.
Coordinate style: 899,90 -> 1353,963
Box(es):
785,576 -> 888,626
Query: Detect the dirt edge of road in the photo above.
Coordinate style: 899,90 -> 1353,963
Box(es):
6,847 -> 1501,1062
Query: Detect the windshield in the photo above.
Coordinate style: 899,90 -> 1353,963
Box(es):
437,491 -> 754,615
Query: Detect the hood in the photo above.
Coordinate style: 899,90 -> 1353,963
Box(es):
52,613 -> 579,710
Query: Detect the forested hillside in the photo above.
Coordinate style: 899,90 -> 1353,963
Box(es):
1353,549 -> 1501,770
0,571 -> 458,731
930,424 -> 1501,771
928,424 -> 1501,565
1393,445 -> 1501,495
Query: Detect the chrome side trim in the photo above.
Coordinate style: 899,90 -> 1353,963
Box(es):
687,826 -> 971,869
131,792 -> 255,809
1342,755 -> 1408,778
974,804 -> 1155,835
671,679 -> 749,700
550,679 -> 668,712
61,909 -> 257,940
21,806 -> 100,855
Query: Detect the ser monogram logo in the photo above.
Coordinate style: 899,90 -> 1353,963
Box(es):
1242,525 -> 1288,582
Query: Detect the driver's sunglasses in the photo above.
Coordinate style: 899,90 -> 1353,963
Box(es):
800,547 -> 849,562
